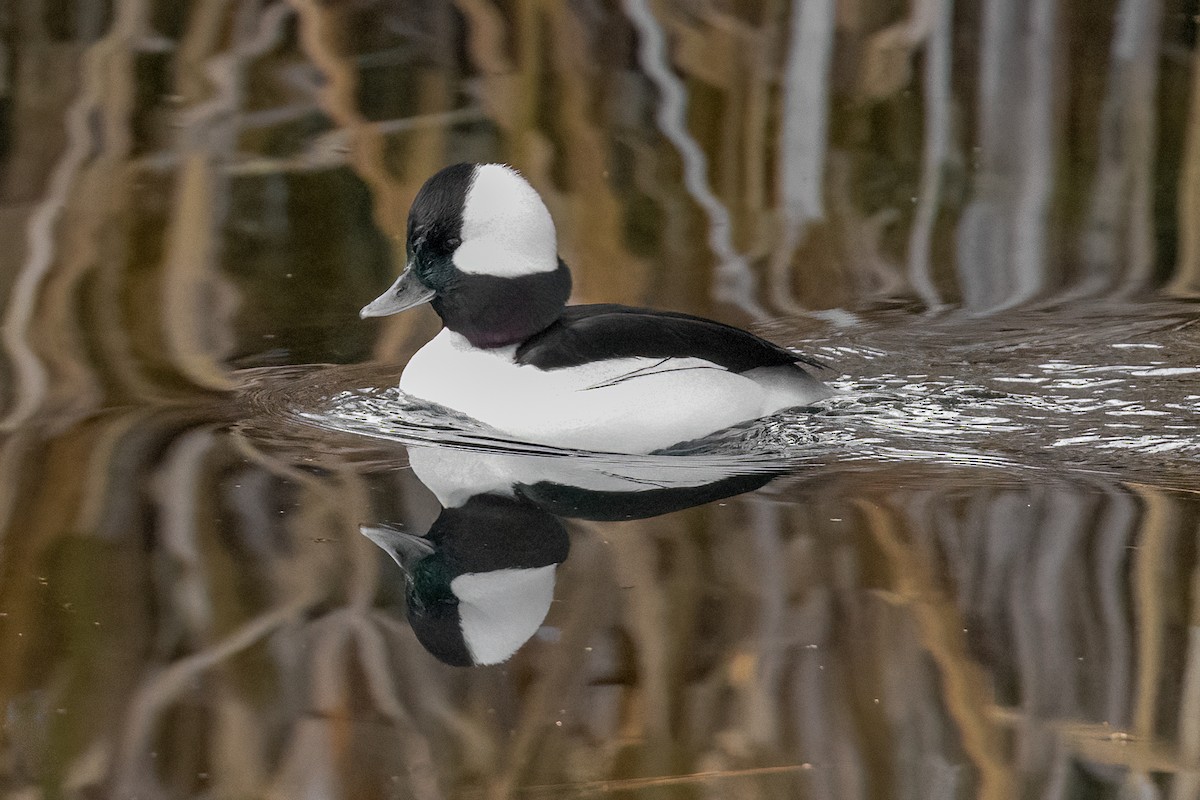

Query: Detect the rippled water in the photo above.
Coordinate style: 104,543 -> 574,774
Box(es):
259,303 -> 1200,486
225,301 -> 1200,799
224,303 -> 1200,799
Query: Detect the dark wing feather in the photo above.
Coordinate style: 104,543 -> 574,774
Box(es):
514,472 -> 780,521
515,304 -> 826,372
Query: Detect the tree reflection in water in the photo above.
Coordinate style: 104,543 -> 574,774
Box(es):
0,1 -> 1198,798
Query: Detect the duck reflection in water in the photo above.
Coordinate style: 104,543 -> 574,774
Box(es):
364,495 -> 569,667
362,446 -> 789,666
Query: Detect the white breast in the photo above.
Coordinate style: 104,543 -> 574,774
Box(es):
399,330 -> 814,453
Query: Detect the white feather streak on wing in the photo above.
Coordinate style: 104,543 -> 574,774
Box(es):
581,357 -> 727,391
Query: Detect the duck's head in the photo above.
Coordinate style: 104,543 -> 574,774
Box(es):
361,495 -> 570,667
360,163 -> 572,348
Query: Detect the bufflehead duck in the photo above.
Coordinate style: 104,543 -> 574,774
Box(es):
360,163 -> 831,453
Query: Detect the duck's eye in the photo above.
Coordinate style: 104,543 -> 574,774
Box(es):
445,236 -> 461,250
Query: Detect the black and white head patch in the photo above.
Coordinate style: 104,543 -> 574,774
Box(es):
403,163 -> 571,347
407,163 -> 559,284
455,164 -> 558,277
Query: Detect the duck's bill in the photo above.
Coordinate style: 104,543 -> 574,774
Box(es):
359,265 -> 436,318
360,524 -> 436,572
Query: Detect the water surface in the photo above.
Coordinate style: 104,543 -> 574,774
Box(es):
2,3 -> 1200,799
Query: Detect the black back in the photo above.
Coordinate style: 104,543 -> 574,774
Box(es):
515,471 -> 780,521
515,304 -> 826,372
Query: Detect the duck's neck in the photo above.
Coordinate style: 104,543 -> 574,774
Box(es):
433,259 -> 572,348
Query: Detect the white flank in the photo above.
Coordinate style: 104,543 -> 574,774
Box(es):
400,330 -> 828,454
408,443 -> 781,507
453,566 -> 557,666
454,164 -> 559,277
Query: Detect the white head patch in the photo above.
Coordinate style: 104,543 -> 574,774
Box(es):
452,565 -> 556,665
454,164 -> 559,278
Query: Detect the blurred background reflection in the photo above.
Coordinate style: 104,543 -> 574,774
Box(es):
1,1 -> 1199,798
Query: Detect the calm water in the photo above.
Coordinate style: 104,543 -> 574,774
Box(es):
2,2 -> 1200,799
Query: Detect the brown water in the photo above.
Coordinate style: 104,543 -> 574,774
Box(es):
2,2 -> 1200,799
